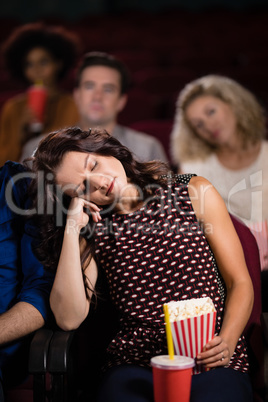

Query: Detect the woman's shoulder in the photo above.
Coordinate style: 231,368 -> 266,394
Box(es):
170,175 -> 215,204
160,173 -> 212,194
162,173 -> 196,186
162,174 -> 211,201
172,174 -> 213,192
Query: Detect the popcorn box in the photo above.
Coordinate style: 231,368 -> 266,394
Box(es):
167,298 -> 216,374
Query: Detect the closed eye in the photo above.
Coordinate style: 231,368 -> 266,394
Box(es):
91,161 -> 97,171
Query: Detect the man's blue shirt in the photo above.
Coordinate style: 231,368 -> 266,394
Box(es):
0,161 -> 54,378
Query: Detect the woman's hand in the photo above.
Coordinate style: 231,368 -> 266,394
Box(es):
51,196 -> 99,330
67,197 -> 102,233
196,335 -> 231,368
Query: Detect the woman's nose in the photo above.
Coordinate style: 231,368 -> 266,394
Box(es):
88,174 -> 107,191
202,119 -> 215,133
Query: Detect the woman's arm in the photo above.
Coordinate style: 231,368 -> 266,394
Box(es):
188,176 -> 254,368
50,197 -> 100,331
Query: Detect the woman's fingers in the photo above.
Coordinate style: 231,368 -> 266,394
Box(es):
197,349 -> 230,367
196,336 -> 230,367
88,209 -> 102,223
83,201 -> 102,222
68,197 -> 102,224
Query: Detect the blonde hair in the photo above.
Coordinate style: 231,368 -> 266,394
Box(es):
170,75 -> 266,165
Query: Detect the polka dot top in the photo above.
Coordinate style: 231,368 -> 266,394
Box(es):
94,174 -> 249,374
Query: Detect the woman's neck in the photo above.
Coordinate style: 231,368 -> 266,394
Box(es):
215,141 -> 262,170
116,200 -> 144,215
115,184 -> 144,215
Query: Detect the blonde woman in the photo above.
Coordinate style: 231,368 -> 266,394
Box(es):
170,75 -> 268,271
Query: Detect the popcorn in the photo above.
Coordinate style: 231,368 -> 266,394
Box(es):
166,297 -> 216,374
167,297 -> 216,321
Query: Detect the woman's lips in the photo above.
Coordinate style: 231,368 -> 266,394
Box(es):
106,178 -> 115,196
211,130 -> 220,139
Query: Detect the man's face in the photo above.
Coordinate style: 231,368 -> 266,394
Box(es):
74,65 -> 127,128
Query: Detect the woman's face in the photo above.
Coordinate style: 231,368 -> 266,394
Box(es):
24,47 -> 62,88
56,151 -> 135,208
185,95 -> 237,146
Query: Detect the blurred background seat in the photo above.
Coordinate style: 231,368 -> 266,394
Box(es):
117,88 -> 162,125
1,8 -> 268,134
129,118 -> 173,162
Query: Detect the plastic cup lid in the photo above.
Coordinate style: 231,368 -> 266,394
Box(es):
150,355 -> 195,370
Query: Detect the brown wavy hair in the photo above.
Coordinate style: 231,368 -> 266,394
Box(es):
30,126 -> 170,276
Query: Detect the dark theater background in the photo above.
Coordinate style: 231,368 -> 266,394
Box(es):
0,0 -> 268,159
1,2 -> 268,401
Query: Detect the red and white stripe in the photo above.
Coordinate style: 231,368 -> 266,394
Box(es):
171,312 -> 216,374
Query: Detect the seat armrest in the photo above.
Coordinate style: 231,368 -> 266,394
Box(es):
28,328 -> 54,402
261,312 -> 268,401
47,330 -> 75,373
28,328 -> 54,373
46,330 -> 77,402
261,312 -> 268,345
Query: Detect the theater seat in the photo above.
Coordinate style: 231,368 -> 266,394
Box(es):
129,118 -> 173,162
230,215 -> 264,401
4,328 -> 53,402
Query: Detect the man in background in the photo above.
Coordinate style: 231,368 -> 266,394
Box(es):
21,51 -> 168,163
72,51 -> 168,163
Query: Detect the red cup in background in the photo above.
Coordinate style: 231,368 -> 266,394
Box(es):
27,84 -> 47,130
151,355 -> 195,402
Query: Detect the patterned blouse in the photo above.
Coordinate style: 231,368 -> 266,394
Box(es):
94,174 -> 249,374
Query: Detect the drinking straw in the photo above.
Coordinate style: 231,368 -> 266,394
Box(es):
163,304 -> 174,360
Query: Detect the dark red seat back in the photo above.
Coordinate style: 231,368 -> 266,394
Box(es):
230,214 -> 264,401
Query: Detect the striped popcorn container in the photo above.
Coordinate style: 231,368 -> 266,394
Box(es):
167,298 -> 216,374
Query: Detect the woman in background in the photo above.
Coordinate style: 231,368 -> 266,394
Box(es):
170,75 -> 268,273
0,22 -> 81,165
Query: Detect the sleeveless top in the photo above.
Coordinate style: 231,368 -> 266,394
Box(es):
93,174 -> 249,374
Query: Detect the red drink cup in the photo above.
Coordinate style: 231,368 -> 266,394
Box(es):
151,355 -> 195,402
27,84 -> 47,129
